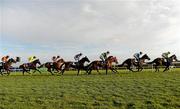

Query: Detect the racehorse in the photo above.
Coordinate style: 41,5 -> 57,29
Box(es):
19,59 -> 41,75
118,54 -> 150,72
0,57 -> 20,75
39,58 -> 65,75
148,54 -> 178,72
61,56 -> 90,76
87,56 -> 118,75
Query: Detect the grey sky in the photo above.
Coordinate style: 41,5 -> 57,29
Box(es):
0,0 -> 180,63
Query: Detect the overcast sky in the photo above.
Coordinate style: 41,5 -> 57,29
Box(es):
0,0 -> 180,63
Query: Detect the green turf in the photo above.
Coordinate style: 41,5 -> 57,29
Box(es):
0,69 -> 180,109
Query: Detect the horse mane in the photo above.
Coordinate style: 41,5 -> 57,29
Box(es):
32,59 -> 40,64
141,54 -> 150,59
79,56 -> 89,63
170,54 -> 177,61
141,54 -> 147,57
170,54 -> 176,58
80,56 -> 88,61
107,56 -> 113,59
7,58 -> 15,63
82,56 -> 87,59
57,58 -> 64,63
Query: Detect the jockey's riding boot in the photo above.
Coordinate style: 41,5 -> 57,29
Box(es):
2,63 -> 4,69
166,58 -> 170,65
77,62 -> 80,66
137,60 -> 140,66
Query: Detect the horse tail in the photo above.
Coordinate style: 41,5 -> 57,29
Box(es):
147,60 -> 156,64
147,61 -> 154,64
19,64 -> 24,69
60,62 -> 66,70
118,61 -> 126,67
19,64 -> 26,72
38,63 -> 45,68
86,62 -> 93,69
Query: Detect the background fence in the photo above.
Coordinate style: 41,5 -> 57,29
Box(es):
115,61 -> 180,70
1,62 -> 180,72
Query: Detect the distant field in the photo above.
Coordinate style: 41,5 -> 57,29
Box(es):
0,69 -> 180,109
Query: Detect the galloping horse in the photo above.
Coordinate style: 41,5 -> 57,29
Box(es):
19,59 -> 41,75
148,54 -> 178,72
61,56 -> 90,76
40,58 -> 65,75
119,54 -> 150,72
0,57 -> 20,75
87,56 -> 118,75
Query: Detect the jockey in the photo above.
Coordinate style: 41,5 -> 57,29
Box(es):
74,53 -> 83,62
100,51 -> 110,63
28,56 -> 37,63
162,51 -> 170,63
1,55 -> 9,63
133,52 -> 143,62
52,55 -> 60,63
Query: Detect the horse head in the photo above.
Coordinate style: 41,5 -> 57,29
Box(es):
33,59 -> 41,66
141,54 -> 150,60
170,54 -> 178,61
8,58 -> 16,63
81,56 -> 90,63
16,57 -> 20,62
85,56 -> 90,63
113,57 -> 118,64
107,56 -> 118,64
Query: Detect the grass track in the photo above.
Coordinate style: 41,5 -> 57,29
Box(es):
0,69 -> 180,109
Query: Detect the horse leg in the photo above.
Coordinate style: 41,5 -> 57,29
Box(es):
137,65 -> 140,72
154,65 -> 157,72
157,66 -> 160,72
114,68 -> 119,73
22,69 -> 25,75
105,65 -> 108,75
0,71 -> 3,75
88,68 -> 92,75
96,68 -> 101,74
55,68 -> 59,73
61,69 -> 65,75
77,68 -> 80,76
106,68 -> 108,75
27,69 -> 31,74
127,66 -> 133,72
0,69 -> 3,75
163,66 -> 167,72
36,69 -> 41,74
85,69 -> 89,75
22,67 -> 29,75
163,66 -> 169,72
32,69 -> 36,73
110,68 -> 116,74
139,66 -> 143,72
48,68 -> 54,75
7,70 -> 10,76
154,64 -> 159,72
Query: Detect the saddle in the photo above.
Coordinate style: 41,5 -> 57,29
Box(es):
73,62 -> 79,66
50,62 -> 54,66
100,61 -> 107,66
24,63 -> 32,68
